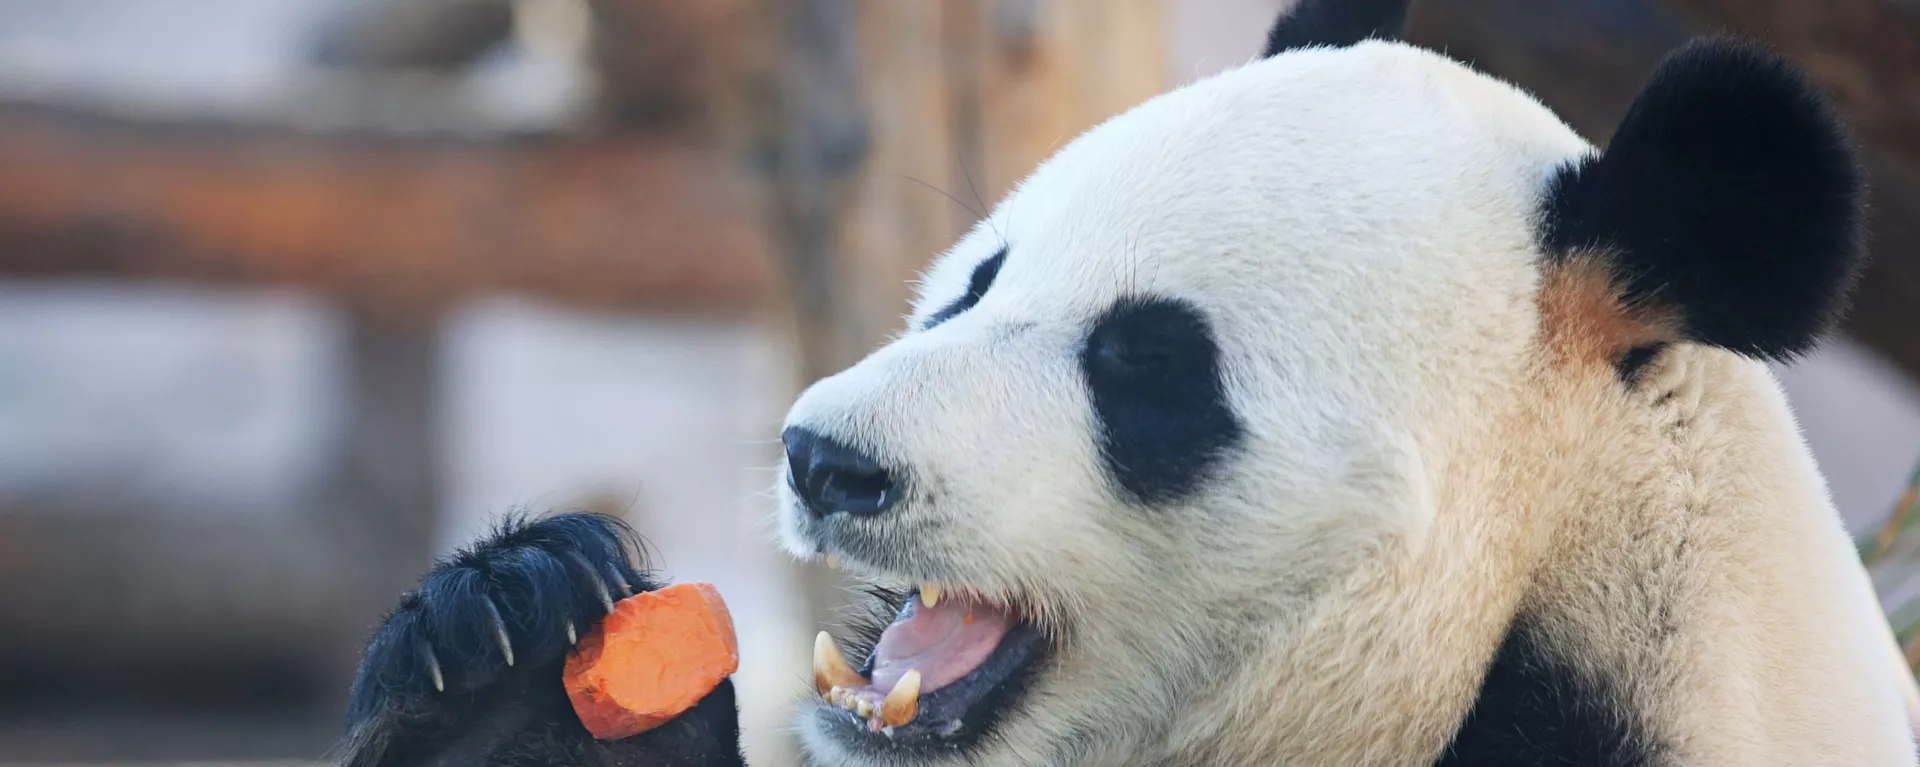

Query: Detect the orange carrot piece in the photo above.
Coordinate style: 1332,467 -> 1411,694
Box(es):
563,581 -> 740,740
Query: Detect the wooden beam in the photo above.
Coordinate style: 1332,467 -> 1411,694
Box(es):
0,106 -> 774,317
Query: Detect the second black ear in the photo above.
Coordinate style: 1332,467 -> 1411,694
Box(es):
1539,38 -> 1864,361
1263,0 -> 1411,57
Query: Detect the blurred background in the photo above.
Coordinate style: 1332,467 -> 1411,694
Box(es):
0,0 -> 1914,765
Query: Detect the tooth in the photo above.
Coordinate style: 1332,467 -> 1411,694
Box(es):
824,554 -> 840,570
920,584 -> 942,609
881,669 -> 921,728
856,699 -> 874,718
813,631 -> 868,694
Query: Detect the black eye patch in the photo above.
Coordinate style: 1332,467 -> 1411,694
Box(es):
1080,297 -> 1243,505
924,248 -> 1006,329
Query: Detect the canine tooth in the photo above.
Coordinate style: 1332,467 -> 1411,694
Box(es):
920,584 -> 942,609
881,669 -> 921,728
824,553 -> 840,570
814,631 -> 868,693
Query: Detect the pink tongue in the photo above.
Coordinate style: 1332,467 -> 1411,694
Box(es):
868,596 -> 1011,695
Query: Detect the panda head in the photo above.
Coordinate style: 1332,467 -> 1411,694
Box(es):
777,1 -> 1861,763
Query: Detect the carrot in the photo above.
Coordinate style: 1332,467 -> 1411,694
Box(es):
563,581 -> 740,740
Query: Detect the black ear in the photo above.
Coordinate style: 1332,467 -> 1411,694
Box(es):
1263,0 -> 1411,57
1540,38 -> 1864,361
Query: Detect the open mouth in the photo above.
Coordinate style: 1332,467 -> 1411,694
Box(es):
811,585 -> 1050,743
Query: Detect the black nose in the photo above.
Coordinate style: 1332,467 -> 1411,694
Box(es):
782,427 -> 901,518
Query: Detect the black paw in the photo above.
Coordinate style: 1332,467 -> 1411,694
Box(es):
337,512 -> 745,767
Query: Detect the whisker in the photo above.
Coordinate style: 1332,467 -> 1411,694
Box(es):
956,152 -> 1006,249
880,173 -> 984,220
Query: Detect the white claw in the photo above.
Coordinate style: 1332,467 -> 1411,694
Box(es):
484,598 -> 515,667
563,551 -> 617,613
607,568 -> 634,598
594,577 -> 616,613
880,669 -> 921,728
423,646 -> 445,693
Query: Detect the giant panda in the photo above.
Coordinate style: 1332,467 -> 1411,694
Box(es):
336,0 -> 1920,764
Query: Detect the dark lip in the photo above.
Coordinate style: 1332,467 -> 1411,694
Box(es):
815,592 -> 1052,752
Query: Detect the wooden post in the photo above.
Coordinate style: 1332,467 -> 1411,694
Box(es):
324,304 -> 444,567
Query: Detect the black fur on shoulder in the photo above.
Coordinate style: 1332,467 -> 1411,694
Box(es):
1540,38 -> 1864,361
337,511 -> 746,767
1262,0 -> 1411,57
1436,617 -> 1660,766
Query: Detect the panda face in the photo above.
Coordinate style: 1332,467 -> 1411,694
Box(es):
778,42 -> 1595,765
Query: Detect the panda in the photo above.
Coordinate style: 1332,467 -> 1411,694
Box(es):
336,0 -> 1920,764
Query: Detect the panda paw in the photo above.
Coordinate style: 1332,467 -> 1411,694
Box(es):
338,512 -> 745,767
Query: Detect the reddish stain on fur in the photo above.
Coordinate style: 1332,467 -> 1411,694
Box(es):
1535,252 -> 1678,371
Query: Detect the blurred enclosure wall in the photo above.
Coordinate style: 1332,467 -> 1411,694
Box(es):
0,0 -> 1914,764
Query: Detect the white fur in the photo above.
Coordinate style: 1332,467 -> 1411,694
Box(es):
778,40 -> 1916,766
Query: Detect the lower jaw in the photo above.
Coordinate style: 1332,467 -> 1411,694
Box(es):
817,623 -> 1050,750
